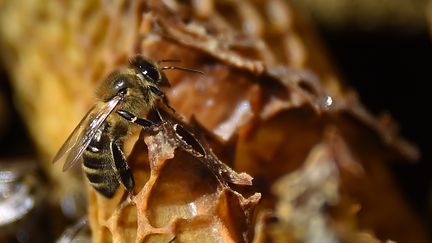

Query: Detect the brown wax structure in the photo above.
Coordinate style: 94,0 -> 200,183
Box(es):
0,0 -> 428,242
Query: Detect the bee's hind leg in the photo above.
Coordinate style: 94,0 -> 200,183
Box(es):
111,140 -> 135,195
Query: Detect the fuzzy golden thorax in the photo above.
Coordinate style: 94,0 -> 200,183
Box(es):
96,66 -> 159,139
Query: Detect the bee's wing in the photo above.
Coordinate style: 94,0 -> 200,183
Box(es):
52,96 -> 122,171
52,107 -> 94,165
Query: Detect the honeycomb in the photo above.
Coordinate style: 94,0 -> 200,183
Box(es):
85,109 -> 260,242
0,0 -> 428,242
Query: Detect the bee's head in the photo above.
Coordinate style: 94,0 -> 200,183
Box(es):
98,55 -> 202,103
130,55 -> 204,87
130,56 -> 168,86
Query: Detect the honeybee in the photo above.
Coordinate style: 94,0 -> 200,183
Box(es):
53,56 -> 202,198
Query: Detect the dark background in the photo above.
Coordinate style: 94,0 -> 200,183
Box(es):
0,70 -> 34,157
319,27 -> 432,231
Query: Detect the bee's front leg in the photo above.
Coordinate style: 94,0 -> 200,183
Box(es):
148,86 -> 176,113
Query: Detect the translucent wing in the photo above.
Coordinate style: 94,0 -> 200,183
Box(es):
52,96 -> 122,171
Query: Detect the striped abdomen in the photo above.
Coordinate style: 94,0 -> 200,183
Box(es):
82,128 -> 120,198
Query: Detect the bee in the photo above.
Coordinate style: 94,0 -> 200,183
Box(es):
52,56 -> 203,198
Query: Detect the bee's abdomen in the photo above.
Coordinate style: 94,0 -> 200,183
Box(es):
83,153 -> 119,198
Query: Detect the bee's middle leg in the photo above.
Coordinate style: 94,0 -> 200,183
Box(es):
117,110 -> 154,127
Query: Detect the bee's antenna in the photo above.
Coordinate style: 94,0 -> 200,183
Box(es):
157,59 -> 181,64
160,66 -> 205,75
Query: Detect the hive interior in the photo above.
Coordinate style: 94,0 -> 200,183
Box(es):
0,0 -> 428,242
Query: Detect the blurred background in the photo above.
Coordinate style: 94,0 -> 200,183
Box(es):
292,0 -> 432,232
0,0 -> 431,242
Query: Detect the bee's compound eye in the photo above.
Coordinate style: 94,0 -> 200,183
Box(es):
132,57 -> 160,83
